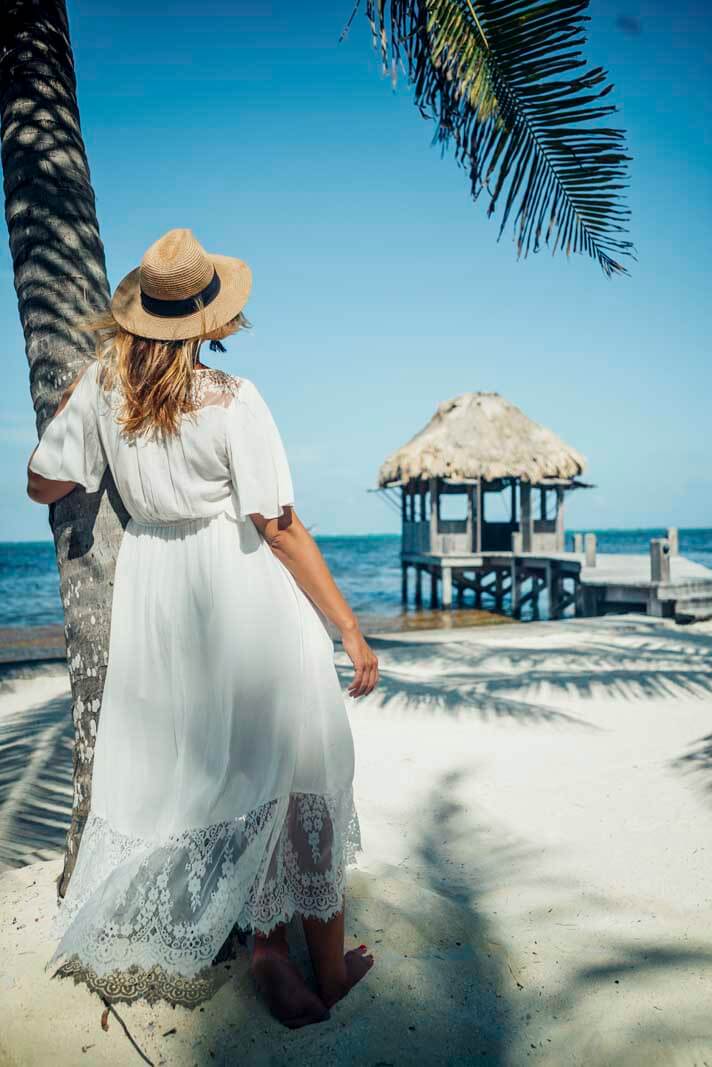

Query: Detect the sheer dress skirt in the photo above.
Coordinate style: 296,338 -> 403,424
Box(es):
46,511 -> 361,984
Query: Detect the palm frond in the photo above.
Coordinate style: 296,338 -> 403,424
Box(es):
366,0 -> 633,275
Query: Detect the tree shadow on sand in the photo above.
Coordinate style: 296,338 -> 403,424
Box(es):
9,762 -> 712,1066
344,768 -> 712,1066
669,727 -> 712,803
335,617 -> 712,726
5,617 -> 712,1061
509,887 -> 712,1064
0,666 -> 73,870
174,768 -> 525,1066
193,765 -> 712,1064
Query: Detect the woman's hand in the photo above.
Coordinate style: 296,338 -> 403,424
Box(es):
341,626 -> 379,698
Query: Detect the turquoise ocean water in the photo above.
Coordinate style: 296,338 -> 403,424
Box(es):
1,529 -> 711,629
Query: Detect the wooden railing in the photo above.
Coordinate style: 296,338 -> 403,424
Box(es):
403,517 -> 564,556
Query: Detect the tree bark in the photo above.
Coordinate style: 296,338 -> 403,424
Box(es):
1,0 -> 127,899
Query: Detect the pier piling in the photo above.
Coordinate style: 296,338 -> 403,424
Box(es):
650,538 -> 671,583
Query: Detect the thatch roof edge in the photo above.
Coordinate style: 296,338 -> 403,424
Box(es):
378,391 -> 587,487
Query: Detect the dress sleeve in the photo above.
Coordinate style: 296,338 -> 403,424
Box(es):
28,362 -> 107,493
226,379 -> 295,520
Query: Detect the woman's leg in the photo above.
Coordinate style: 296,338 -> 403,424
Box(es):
302,906 -> 374,1008
250,924 -> 330,1029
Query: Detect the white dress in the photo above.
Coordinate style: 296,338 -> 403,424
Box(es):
29,362 -> 361,991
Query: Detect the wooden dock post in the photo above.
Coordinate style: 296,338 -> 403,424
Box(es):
650,538 -> 671,582
442,565 -> 453,608
465,487 -> 474,551
520,482 -> 533,552
401,562 -> 408,604
584,533 -> 597,567
546,560 -> 555,618
555,487 -> 565,550
430,567 -> 438,608
667,527 -> 679,556
476,479 -> 483,553
512,531 -> 523,554
511,558 -> 521,617
429,477 -> 439,549
573,533 -> 583,554
414,564 -> 423,607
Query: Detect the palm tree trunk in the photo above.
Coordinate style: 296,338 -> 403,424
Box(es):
1,0 -> 127,898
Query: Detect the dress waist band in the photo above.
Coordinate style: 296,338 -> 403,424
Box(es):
127,510 -> 240,532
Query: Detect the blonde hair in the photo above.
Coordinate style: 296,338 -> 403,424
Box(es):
76,304 -> 251,438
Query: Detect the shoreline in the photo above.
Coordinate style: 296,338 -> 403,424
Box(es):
0,626 -> 65,666
0,611 -> 518,668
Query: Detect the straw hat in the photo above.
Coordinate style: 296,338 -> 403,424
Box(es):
110,228 -> 252,341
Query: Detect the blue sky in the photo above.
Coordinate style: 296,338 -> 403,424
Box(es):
1,0 -> 710,540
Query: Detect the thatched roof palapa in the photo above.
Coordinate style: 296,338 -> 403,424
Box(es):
379,392 -> 586,488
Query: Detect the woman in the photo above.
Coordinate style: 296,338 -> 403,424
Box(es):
27,228 -> 378,1029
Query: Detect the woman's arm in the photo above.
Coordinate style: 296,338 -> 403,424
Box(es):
27,467 -> 77,504
250,507 -> 379,698
26,370 -> 87,504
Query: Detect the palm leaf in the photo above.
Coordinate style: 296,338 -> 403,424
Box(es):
365,0 -> 634,275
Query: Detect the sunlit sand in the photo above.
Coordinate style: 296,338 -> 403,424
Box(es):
2,613 -> 712,1064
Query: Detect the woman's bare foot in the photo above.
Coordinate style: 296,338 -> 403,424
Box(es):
251,939 -> 330,1029
318,944 -> 375,1009
302,910 -> 375,1009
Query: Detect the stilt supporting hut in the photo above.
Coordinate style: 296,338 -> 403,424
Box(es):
377,392 -> 592,618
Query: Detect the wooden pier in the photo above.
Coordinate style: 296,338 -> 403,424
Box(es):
400,535 -> 712,624
377,391 -> 712,625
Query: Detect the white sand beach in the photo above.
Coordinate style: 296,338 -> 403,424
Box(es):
2,613 -> 712,1065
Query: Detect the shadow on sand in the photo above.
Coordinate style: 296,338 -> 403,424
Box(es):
3,617 -> 712,1061
0,664 -> 74,870
337,616 -> 712,723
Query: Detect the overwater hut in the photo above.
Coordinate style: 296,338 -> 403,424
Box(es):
378,392 -> 591,613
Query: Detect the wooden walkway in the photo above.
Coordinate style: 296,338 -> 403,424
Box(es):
401,548 -> 712,623
578,552 -> 712,622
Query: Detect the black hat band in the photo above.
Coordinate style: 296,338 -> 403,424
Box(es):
140,268 -> 221,318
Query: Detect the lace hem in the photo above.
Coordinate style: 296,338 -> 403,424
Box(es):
52,954 -> 233,1009
46,788 -> 361,983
